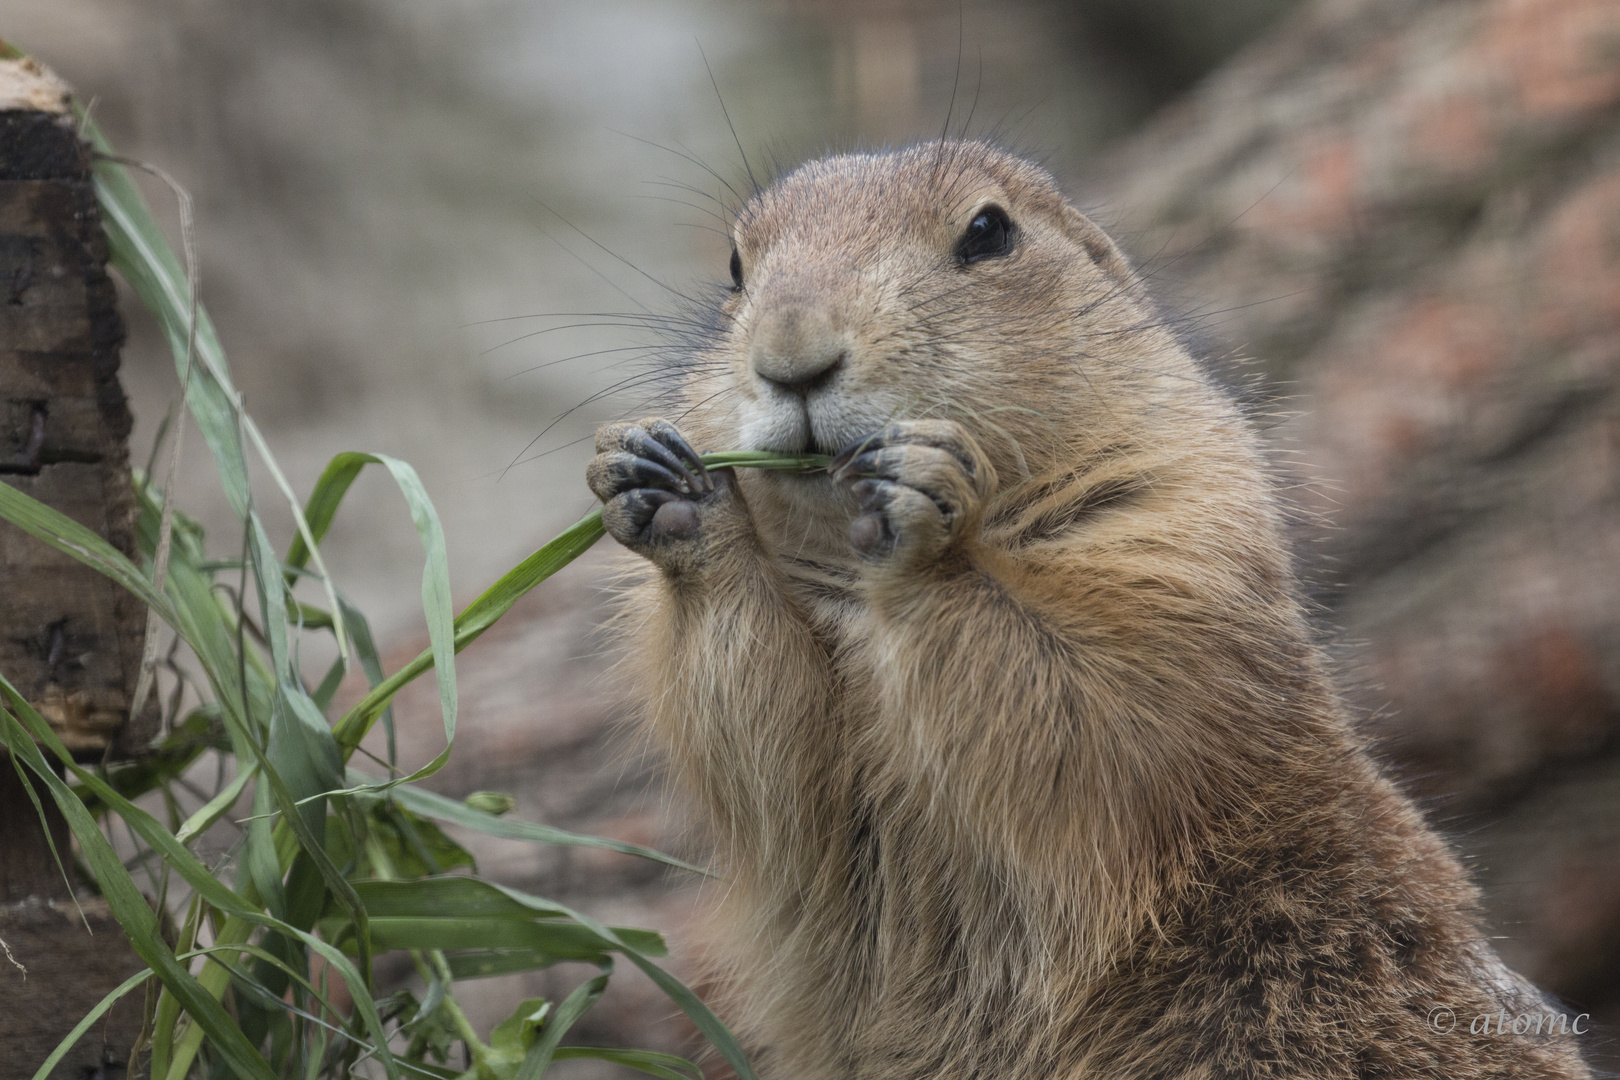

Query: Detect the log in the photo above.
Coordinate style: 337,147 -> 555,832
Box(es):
0,56 -> 152,758
0,54 -> 152,1080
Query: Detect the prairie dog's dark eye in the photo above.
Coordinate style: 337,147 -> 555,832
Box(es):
729,248 -> 744,291
956,207 -> 1013,264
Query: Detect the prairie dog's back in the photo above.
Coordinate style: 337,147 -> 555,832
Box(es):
589,141 -> 1590,1079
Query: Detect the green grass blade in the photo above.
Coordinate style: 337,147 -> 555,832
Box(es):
372,454 -> 456,744
516,967 -> 611,1080
442,949 -> 564,980
447,510 -> 607,648
234,498 -> 379,984
148,515 -> 275,730
175,762 -> 253,844
189,941 -> 346,1025
284,453 -> 367,574
245,779 -> 289,918
248,516 -> 293,681
361,918 -> 663,958
350,877 -> 568,920
274,453 -> 456,791
91,153 -> 250,519
268,682 -> 345,838
698,450 -> 830,472
532,897 -> 755,1080
238,697 -> 375,983
312,654 -> 346,707
447,450 -> 822,653
336,596 -> 397,762
242,416 -> 351,661
371,773 -> 707,875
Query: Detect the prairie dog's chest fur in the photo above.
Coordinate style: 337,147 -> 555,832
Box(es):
590,141 -> 1591,1080
786,564 -> 861,642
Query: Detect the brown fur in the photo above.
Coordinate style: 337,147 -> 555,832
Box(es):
585,142 -> 1590,1079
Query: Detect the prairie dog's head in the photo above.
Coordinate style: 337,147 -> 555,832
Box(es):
685,141 -> 1180,512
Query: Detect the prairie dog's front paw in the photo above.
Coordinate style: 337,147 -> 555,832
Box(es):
832,420 -> 993,568
587,418 -> 734,567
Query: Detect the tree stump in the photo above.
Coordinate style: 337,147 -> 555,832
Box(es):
0,54 -> 154,1080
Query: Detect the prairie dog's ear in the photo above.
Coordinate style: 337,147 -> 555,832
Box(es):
1060,205 -> 1144,299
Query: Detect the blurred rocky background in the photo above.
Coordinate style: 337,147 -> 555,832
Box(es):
1090,0 -> 1620,1061
6,0 -> 1620,1073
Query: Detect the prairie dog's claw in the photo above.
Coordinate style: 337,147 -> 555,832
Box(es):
645,419 -> 711,491
588,418 -> 731,562
833,420 -> 992,566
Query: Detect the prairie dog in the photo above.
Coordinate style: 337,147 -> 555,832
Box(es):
584,142 -> 1589,1079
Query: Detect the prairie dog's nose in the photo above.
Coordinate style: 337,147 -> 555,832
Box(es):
750,305 -> 847,392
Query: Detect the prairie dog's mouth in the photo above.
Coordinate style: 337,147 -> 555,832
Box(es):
737,399 -> 811,456
801,425 -> 844,459
739,389 -> 888,461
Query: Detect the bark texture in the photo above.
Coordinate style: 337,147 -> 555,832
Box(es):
0,57 -> 151,757
0,55 -> 151,1080
0,896 -> 150,1079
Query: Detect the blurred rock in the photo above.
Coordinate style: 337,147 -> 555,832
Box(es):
1088,0 -> 1620,1058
